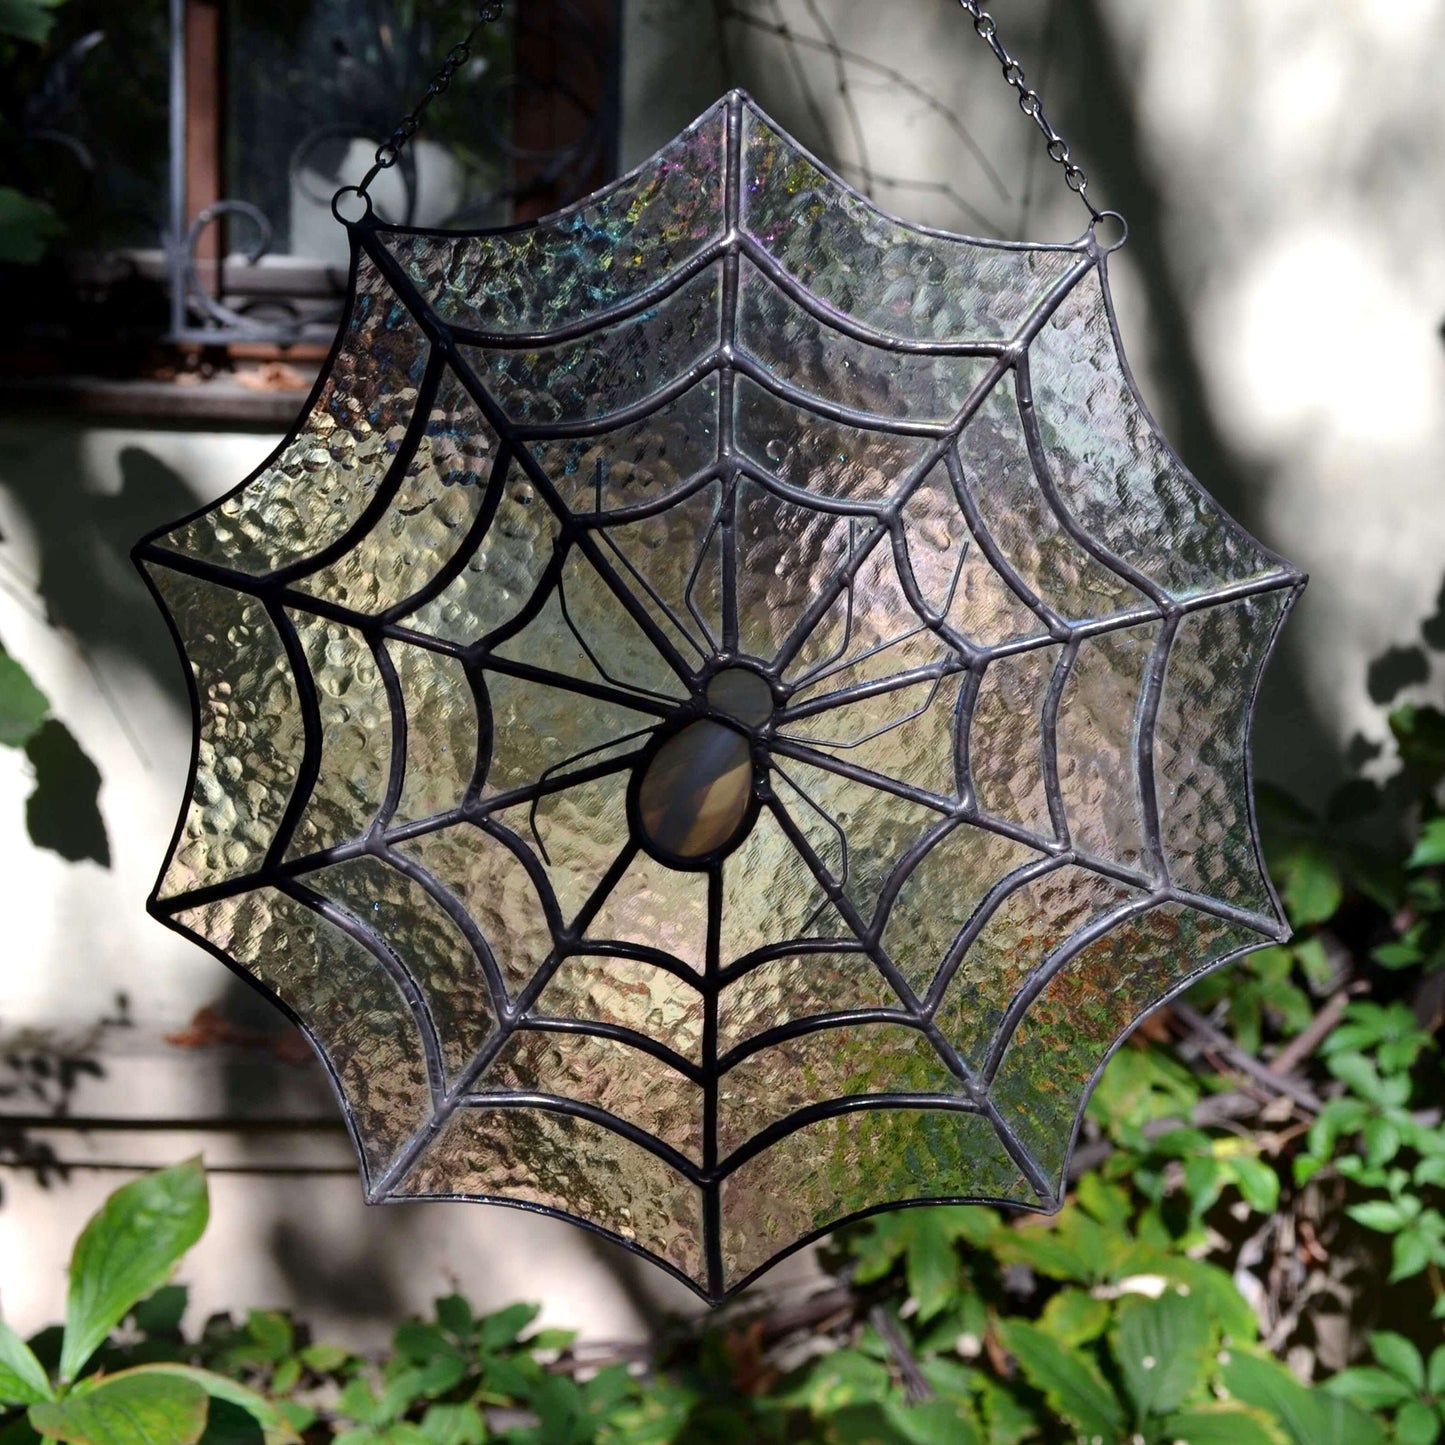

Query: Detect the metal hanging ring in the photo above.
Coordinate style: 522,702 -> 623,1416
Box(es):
1089,209 -> 1129,252
331,185 -> 376,227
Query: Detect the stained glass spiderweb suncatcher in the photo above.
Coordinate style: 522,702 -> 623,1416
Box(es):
134,91 -> 1304,1303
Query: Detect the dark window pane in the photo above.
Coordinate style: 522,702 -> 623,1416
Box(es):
16,1 -> 169,250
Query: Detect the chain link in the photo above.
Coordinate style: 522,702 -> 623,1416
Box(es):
354,2 -> 506,199
955,0 -> 1102,221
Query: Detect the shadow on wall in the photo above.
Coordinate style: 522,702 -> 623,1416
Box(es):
697,0 -> 1337,800
4,0 -> 1414,1336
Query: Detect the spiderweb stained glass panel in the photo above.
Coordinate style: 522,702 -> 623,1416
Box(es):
137,92 -> 1302,1302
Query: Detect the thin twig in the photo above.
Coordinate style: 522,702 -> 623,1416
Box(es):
1172,1002 -> 1325,1114
869,1306 -> 934,1403
1268,990 -> 1351,1078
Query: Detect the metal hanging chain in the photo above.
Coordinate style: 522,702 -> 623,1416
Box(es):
353,1 -> 506,200
346,0 -> 1109,231
955,0 -> 1104,223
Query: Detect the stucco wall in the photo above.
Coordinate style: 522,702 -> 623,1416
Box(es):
0,0 -> 1441,1344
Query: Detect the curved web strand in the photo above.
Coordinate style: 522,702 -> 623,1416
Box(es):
135,89 -> 1304,1302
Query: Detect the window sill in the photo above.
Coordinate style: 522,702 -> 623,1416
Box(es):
0,371 -> 318,429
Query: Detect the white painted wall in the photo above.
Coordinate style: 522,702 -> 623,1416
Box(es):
0,0 -> 1442,1345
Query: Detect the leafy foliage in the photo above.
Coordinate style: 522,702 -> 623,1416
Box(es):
6,561 -> 1445,1445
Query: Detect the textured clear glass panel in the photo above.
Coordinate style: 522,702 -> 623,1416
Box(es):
1056,623 -> 1159,869
733,375 -> 933,503
1029,271 -> 1283,602
149,567 -> 302,899
495,769 -> 632,925
735,479 -> 860,665
1154,591 -> 1290,916
400,825 -> 553,1000
176,889 -> 432,1182
785,537 -> 950,696
393,644 -> 478,825
294,371 -> 500,614
585,851 -> 709,972
479,670 -> 654,801
405,470 -> 561,647
312,855 -> 493,1087
718,1024 -> 958,1158
937,864 -> 1140,1069
138,95 -> 1304,1299
383,100 -> 727,336
956,374 -> 1144,623
721,1107 -> 1028,1286
535,955 -> 704,1063
599,482 -> 724,660
968,644 -> 1062,838
990,903 -> 1262,1188
739,105 -> 1079,345
718,951 -> 894,1055
530,379 -> 721,516
721,809 -> 841,966
399,1106 -> 705,1282
769,764 -> 845,883
784,675 -> 964,805
159,258 -> 427,576
736,261 -> 994,425
492,551 -> 688,702
899,461 -> 1046,650
284,613 -> 391,860
462,264 -> 723,428
478,1031 -> 703,1161
779,758 -> 943,928
882,823 -> 1045,998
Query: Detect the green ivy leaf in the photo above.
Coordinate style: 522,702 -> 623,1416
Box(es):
433,1297 -> 472,1341
1370,1331 -> 1426,1389
1396,1401 -> 1444,1445
130,1288 -> 188,1341
875,1399 -> 981,1445
1364,1118 -> 1403,1168
1281,842 -> 1344,924
904,1213 -> 961,1322
1408,819 -> 1445,869
1222,1352 -> 1387,1445
1391,1228 -> 1437,1281
417,1404 -> 485,1445
61,1162 -> 209,1383
336,1379 -> 381,1428
124,1366 -> 298,1445
0,1321 -> 53,1406
297,1342 -> 351,1374
1324,1367 -> 1416,1409
0,187 -> 64,265
0,0 -> 66,45
476,1304 -> 539,1354
243,1313 -> 293,1364
375,1358 -> 465,1424
995,1319 -> 1125,1441
29,1372 -> 209,1445
1157,1402 -> 1289,1445
0,654 -> 49,749
1429,1345 -> 1445,1397
1110,1290 -> 1212,1419
1230,1157 -> 1281,1215
1372,940 -> 1425,969
1347,1201 -> 1408,1234
793,1350 -> 892,1414
1039,1289 -> 1112,1347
